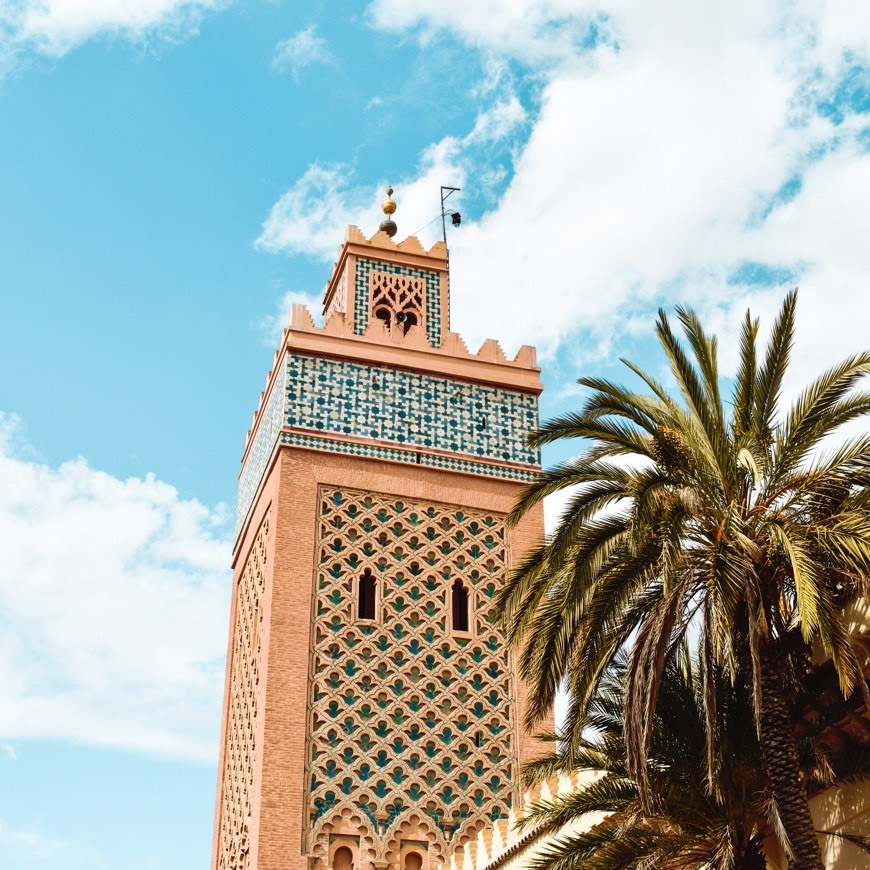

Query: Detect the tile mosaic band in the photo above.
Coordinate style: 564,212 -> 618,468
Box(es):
236,353 -> 541,536
236,366 -> 286,533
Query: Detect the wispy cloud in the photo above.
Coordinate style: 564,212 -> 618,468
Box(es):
0,0 -> 227,72
255,142 -> 464,260
271,25 -> 334,79
256,92 -> 527,259
369,0 -> 614,68
0,817 -> 105,870
350,0 -> 870,381
0,414 -> 231,762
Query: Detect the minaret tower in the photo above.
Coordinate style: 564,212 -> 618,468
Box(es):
213,191 -> 545,870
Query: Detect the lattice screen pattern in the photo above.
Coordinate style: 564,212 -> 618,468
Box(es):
306,487 -> 517,848
218,512 -> 270,870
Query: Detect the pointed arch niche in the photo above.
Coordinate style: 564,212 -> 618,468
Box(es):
358,567 -> 377,622
451,579 -> 471,635
332,846 -> 354,870
402,847 -> 427,870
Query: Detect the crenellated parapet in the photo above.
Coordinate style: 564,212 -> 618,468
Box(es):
234,226 -> 542,543
436,772 -> 606,870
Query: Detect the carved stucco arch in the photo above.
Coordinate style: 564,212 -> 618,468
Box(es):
453,815 -> 490,852
383,810 -> 447,870
310,805 -> 378,870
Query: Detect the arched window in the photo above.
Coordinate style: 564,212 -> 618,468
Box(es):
451,579 -> 469,633
333,846 -> 354,870
359,568 -> 376,620
396,310 -> 418,336
404,852 -> 423,870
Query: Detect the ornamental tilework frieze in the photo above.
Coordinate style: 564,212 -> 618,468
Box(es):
280,432 -> 418,465
278,432 -> 540,484
284,355 -> 540,466
355,258 -> 441,346
236,366 -> 286,534
305,487 -> 518,849
236,352 -> 540,536
418,453 -> 538,482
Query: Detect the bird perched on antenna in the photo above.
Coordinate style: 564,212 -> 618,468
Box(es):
379,187 -> 398,237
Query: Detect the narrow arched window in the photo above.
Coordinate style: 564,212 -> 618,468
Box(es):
451,579 -> 469,633
398,310 -> 418,336
359,568 -> 376,620
333,846 -> 354,870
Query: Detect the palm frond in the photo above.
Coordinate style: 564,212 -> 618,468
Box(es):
753,288 -> 797,440
733,310 -> 759,441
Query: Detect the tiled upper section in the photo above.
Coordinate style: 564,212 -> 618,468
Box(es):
236,365 -> 286,533
235,353 -> 540,535
234,226 -> 542,541
285,355 -> 539,465
355,258 -> 441,346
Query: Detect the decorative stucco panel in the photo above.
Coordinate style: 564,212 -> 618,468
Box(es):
305,487 -> 518,854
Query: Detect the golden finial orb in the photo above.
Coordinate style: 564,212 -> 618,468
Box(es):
379,186 -> 398,237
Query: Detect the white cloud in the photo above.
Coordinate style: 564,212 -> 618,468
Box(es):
272,25 -> 333,79
0,818 -> 105,870
258,287 -> 323,344
0,414 -> 231,762
368,0 -> 611,68
0,0 -> 226,66
256,94 -> 528,260
255,144 -> 465,259
350,0 -> 870,376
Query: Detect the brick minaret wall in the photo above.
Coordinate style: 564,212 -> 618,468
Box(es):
213,226 -> 546,870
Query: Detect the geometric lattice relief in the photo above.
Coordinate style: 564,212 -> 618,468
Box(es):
306,487 -> 517,862
370,271 -> 425,338
218,511 -> 270,870
354,258 -> 442,346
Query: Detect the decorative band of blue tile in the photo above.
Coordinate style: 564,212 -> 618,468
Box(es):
354,257 -> 441,346
418,452 -> 540,482
284,354 -> 540,467
236,350 -> 542,537
236,366 -> 286,534
279,429 -> 540,482
279,430 -> 417,465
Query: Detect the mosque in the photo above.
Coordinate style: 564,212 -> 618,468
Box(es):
210,191 -> 870,870
211,189 -> 549,870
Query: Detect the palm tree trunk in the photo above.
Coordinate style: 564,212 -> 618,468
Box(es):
739,843 -> 769,870
758,641 -> 825,869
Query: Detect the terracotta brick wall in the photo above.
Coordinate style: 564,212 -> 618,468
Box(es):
214,447 -> 544,870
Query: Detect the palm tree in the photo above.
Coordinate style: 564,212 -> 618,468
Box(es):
519,651 -> 870,869
498,291 -> 870,867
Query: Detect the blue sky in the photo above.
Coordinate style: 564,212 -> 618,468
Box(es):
0,1 -> 869,867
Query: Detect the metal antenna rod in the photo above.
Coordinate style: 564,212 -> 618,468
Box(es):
440,186 -> 460,330
441,185 -> 460,247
